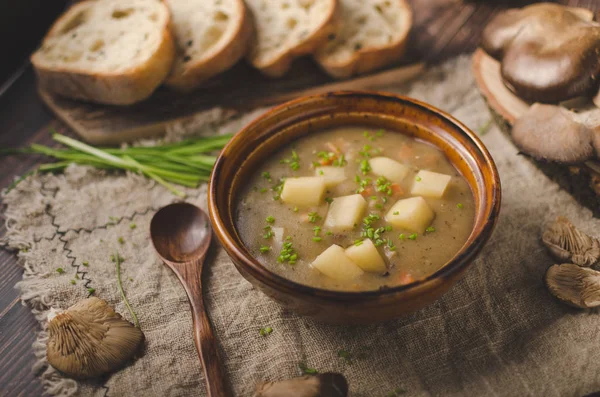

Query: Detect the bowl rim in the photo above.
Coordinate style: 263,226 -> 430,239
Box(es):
208,90 -> 501,301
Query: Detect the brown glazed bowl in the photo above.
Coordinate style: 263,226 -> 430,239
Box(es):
208,91 -> 501,324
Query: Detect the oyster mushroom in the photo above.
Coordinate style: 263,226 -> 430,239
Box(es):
47,297 -> 144,379
542,217 -> 600,267
512,104 -> 594,163
254,373 -> 348,397
481,3 -> 600,103
545,264 -> 600,308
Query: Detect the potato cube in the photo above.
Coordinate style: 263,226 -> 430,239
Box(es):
369,157 -> 410,183
345,239 -> 387,273
410,170 -> 452,198
315,166 -> 347,187
385,196 -> 435,233
311,245 -> 364,281
280,177 -> 326,207
324,194 -> 367,232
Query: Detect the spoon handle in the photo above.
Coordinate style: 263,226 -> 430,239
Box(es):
177,264 -> 229,397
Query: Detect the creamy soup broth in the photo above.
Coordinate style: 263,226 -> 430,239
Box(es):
236,127 -> 475,291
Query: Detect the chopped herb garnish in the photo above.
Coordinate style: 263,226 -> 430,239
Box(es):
263,226 -> 273,239
399,234 -> 405,240
87,287 -> 96,294
385,225 -> 393,232
375,238 -> 385,246
118,236 -> 125,244
478,119 -> 492,135
278,240 -> 298,264
387,239 -> 396,251
312,237 -> 322,242
356,176 -> 372,193
56,267 -> 65,274
360,159 -> 371,175
318,170 -> 324,175
260,246 -> 271,253
425,226 -> 435,233
354,239 -> 364,246
308,212 -> 321,223
415,176 -> 422,182
259,326 -> 273,336
332,153 -> 346,167
260,187 -> 268,193
271,178 -> 286,200
457,203 -> 464,209
370,196 -> 378,201
266,216 -> 275,224
375,129 -> 384,137
82,261 -> 89,267
70,279 -> 76,285
338,349 -> 353,363
376,176 -> 393,196
326,231 -> 333,236
325,197 -> 333,204
393,211 -> 399,215
75,274 -> 79,280
262,171 -> 272,181
299,362 -> 318,375
313,226 -> 322,236
375,203 -> 383,209
129,223 -> 137,229
409,233 -> 418,240
281,150 -> 300,171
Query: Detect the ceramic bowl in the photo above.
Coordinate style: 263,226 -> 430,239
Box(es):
208,91 -> 501,324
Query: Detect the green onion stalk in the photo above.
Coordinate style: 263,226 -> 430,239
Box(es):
1,132 -> 233,197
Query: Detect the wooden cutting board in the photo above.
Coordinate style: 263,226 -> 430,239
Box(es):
38,60 -> 424,145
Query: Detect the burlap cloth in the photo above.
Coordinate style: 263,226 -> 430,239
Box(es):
3,56 -> 600,397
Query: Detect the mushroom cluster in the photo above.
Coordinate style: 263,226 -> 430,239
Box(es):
542,217 -> 600,308
47,297 -> 145,379
481,3 -> 600,104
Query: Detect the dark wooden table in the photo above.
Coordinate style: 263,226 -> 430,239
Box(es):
1,1 -> 598,396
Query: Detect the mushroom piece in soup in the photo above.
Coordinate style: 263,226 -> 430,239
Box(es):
235,127 -> 475,291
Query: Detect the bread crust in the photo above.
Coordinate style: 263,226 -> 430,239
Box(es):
315,0 -> 412,79
31,1 -> 175,105
165,0 -> 254,92
248,0 -> 340,78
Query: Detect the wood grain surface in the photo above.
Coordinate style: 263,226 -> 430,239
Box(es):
2,1 -> 600,395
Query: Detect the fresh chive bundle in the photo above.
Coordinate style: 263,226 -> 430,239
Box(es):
3,132 -> 232,197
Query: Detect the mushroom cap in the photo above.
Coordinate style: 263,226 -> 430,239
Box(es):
481,3 -> 600,103
254,373 -> 348,397
542,217 -> 600,266
512,104 -> 594,163
545,264 -> 600,308
47,297 -> 144,379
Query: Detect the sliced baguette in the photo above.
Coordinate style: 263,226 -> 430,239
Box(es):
164,0 -> 253,92
245,0 -> 339,77
315,0 -> 412,78
31,0 -> 175,105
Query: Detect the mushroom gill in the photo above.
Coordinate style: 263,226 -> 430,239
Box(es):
481,3 -> 600,103
47,297 -> 145,379
542,217 -> 600,267
512,104 -> 594,164
254,373 -> 348,397
545,264 -> 600,308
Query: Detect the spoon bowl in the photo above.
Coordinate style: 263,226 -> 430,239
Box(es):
150,202 -> 228,397
151,202 -> 211,263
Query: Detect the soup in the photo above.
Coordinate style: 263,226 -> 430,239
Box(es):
236,127 -> 475,291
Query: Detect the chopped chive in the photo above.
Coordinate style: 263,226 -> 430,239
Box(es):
308,212 -> 322,223
82,261 -> 89,267
354,239 -> 364,246
312,237 -> 322,242
56,267 -> 65,274
259,246 -> 271,253
385,225 -> 392,232
293,206 -> 299,212
415,176 -> 422,182
260,187 -> 268,193
326,231 -> 333,236
319,170 -> 324,175
337,349 -> 353,363
259,326 -> 273,336
118,236 -> 125,244
375,129 -> 384,137
399,234 -> 405,240
70,279 -> 76,285
360,159 -> 371,175
457,203 -> 464,209
74,274 -> 79,280
393,211 -> 399,215
425,226 -> 435,233
313,226 -> 321,236
299,362 -> 318,375
409,233 -> 417,240
266,216 -> 275,224
325,197 -> 333,204
262,171 -> 272,181
87,287 -> 95,294
129,223 -> 137,229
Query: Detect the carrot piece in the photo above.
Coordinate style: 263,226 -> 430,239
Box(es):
391,183 -> 403,196
360,186 -> 374,198
320,158 -> 333,166
397,272 -> 415,286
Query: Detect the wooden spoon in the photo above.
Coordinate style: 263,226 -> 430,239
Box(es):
150,202 -> 228,397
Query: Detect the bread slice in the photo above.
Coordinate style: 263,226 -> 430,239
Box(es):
164,0 -> 253,92
31,0 -> 175,105
315,0 -> 412,78
245,0 -> 339,78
